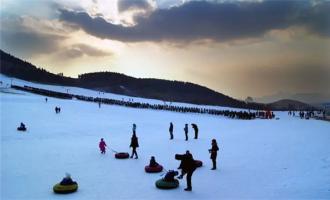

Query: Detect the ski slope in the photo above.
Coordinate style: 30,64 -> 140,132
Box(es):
1,75 -> 330,200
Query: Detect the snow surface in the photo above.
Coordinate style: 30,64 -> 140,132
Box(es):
1,75 -> 330,200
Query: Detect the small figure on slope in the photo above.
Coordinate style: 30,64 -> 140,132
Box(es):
184,124 -> 188,141
169,122 -> 174,140
191,123 -> 198,139
209,139 -> 219,170
99,138 -> 107,154
130,132 -> 139,159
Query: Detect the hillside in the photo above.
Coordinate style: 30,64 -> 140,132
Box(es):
0,50 -> 262,109
268,99 -> 315,111
0,50 -> 314,110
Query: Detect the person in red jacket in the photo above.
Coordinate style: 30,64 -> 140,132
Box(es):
99,138 -> 107,154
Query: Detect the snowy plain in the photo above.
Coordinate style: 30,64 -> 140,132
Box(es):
1,75 -> 330,200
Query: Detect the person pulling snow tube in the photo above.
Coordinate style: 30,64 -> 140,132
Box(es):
155,179 -> 179,189
53,183 -> 78,194
145,165 -> 163,173
115,152 -> 129,159
195,160 -> 203,168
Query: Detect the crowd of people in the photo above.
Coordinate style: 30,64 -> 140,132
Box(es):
12,84 -> 259,120
98,123 -> 219,191
288,110 -> 326,120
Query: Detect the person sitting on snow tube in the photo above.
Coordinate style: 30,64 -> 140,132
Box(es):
17,122 -> 26,131
145,156 -> 163,173
149,156 -> 159,167
164,170 -> 179,182
155,170 -> 179,189
53,173 -> 78,194
60,173 -> 76,185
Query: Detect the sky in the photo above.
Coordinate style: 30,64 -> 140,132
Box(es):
0,0 -> 329,101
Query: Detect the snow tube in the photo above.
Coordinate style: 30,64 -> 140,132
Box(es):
145,165 -> 163,173
53,183 -> 78,194
115,152 -> 129,159
195,160 -> 203,168
155,179 -> 179,189
17,127 -> 26,131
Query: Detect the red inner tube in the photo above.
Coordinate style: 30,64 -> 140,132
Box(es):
115,152 -> 129,159
145,165 -> 163,173
195,160 -> 203,168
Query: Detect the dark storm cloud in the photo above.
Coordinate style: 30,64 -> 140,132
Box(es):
117,0 -> 152,13
59,0 -> 330,42
1,31 -> 66,58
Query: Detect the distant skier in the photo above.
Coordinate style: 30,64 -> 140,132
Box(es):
99,138 -> 107,154
169,122 -> 174,140
184,124 -> 188,141
209,139 -> 219,170
191,123 -> 198,139
130,132 -> 139,159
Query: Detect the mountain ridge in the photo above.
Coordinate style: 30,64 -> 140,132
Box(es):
0,49 -> 313,110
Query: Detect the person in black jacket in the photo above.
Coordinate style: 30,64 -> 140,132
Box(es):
184,124 -> 188,141
149,156 -> 159,167
209,139 -> 219,170
169,122 -> 174,140
130,132 -> 139,159
191,123 -> 198,139
176,150 -> 196,191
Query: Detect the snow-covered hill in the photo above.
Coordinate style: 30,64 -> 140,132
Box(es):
1,75 -> 330,199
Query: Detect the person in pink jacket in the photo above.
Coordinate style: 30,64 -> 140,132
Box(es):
99,138 -> 107,154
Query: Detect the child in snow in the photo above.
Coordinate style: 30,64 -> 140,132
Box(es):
99,138 -> 107,154
164,170 -> 179,182
149,156 -> 159,167
60,173 -> 76,185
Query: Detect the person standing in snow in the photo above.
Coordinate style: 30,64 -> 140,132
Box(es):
209,139 -> 219,170
177,150 -> 196,191
169,122 -> 174,140
99,138 -> 107,154
132,123 -> 137,135
130,132 -> 139,159
191,123 -> 198,139
184,124 -> 188,141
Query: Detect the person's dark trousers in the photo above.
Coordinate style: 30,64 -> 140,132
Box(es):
186,170 -> 194,190
170,131 -> 173,139
131,148 -> 138,158
212,158 -> 216,169
194,130 -> 198,139
185,132 -> 188,141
